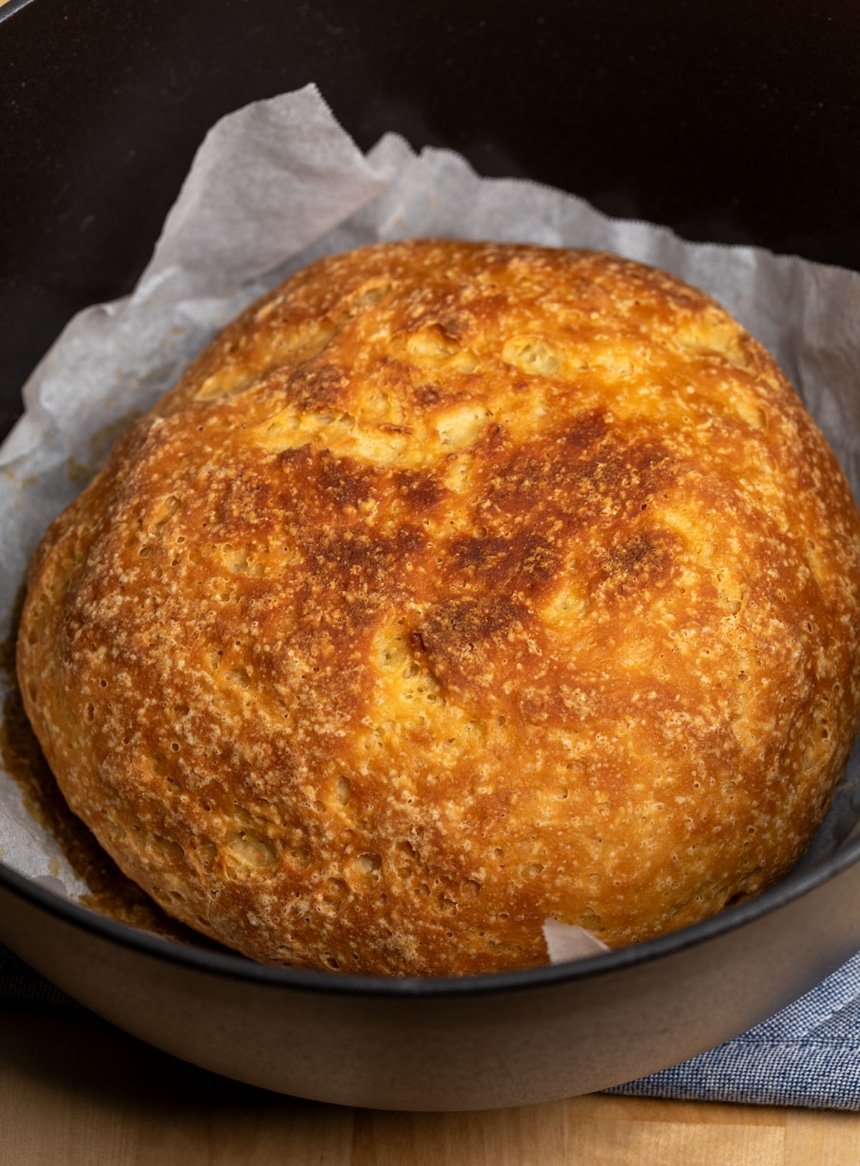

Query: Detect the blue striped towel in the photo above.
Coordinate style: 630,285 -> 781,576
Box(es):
612,950 -> 860,1110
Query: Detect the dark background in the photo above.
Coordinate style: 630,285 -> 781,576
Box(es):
2,0 -> 859,439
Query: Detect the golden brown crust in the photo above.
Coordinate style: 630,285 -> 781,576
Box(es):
17,240 -> 860,975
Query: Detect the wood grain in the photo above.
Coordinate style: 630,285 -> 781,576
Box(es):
2,1006 -> 858,1165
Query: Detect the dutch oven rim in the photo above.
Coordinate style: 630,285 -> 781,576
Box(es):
1,1 -> 37,24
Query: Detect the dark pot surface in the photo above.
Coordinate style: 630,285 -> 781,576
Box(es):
1,0 -> 860,1110
2,839 -> 860,1109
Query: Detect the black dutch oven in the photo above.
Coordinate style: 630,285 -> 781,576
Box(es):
1,0 -> 859,1110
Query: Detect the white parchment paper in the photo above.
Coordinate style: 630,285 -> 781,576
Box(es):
1,85 -> 859,953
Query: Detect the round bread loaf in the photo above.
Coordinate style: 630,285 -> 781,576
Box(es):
17,240 -> 860,976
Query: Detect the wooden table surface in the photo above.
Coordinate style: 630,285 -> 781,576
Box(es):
3,1002 -> 858,1165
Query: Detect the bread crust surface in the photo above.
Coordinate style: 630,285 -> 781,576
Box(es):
18,240 -> 860,975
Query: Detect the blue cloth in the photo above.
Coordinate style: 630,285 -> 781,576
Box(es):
611,951 -> 860,1110
3,939 -> 860,1109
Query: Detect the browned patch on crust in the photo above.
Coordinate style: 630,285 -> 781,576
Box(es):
14,239 -> 860,977
595,529 -> 680,599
